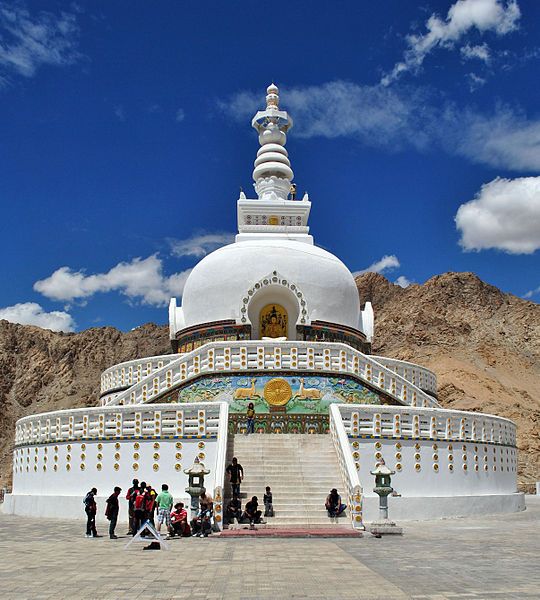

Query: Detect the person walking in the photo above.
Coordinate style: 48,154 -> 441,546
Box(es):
83,487 -> 100,538
246,402 -> 255,435
105,486 -> 122,539
226,457 -> 244,496
125,478 -> 139,534
155,483 -> 174,537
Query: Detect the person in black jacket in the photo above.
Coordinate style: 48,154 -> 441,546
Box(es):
83,487 -> 99,538
105,486 -> 122,539
242,496 -> 262,529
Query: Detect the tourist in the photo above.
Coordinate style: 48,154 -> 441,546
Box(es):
226,457 -> 244,496
190,491 -> 214,537
325,488 -> 346,518
242,496 -> 262,529
146,484 -> 157,525
225,493 -> 242,524
155,483 -> 174,537
132,481 -> 147,533
105,486 -> 122,539
246,402 -> 255,434
170,502 -> 191,537
83,487 -> 99,538
125,478 -> 139,534
263,486 -> 274,517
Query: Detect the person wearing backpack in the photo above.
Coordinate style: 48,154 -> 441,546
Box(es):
125,478 -> 139,535
105,486 -> 122,539
83,487 -> 100,538
132,481 -> 147,534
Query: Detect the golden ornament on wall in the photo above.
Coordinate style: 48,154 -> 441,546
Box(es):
134,442 -> 140,450
133,452 -> 140,460
153,464 -> 159,471
114,453 -> 120,461
153,453 -> 160,460
198,442 -> 205,449
175,453 -> 182,460
175,442 -> 182,449
175,463 -> 181,471
114,463 -> 119,471
264,378 -> 292,406
97,463 -> 102,471
153,442 -> 160,449
115,443 -> 121,450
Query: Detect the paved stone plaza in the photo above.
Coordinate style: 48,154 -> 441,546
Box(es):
0,497 -> 538,600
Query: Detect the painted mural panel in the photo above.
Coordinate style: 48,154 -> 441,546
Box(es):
171,374 -> 380,414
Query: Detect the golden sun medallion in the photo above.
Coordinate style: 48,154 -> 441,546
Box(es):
264,378 -> 292,406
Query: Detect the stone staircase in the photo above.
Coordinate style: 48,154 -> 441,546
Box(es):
225,433 -> 348,528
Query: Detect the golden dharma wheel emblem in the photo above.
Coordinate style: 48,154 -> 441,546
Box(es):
264,378 -> 292,406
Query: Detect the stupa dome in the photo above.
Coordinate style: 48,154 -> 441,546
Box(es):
180,238 -> 360,336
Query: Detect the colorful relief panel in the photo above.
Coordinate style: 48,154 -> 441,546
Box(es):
168,374 -> 381,414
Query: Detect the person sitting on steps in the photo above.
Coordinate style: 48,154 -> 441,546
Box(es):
226,493 -> 242,524
242,496 -> 263,529
170,502 -> 191,537
325,488 -> 346,518
190,491 -> 214,537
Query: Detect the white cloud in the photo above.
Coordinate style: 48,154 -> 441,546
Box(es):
455,176 -> 540,253
224,81 -> 540,171
114,105 -> 126,121
461,42 -> 491,62
467,72 -> 487,90
382,0 -> 520,85
354,255 -> 400,276
34,255 -> 192,306
523,285 -> 540,299
454,107 -> 540,171
0,3 -> 80,80
395,276 -> 412,288
175,108 -> 185,123
0,302 -> 75,332
169,232 -> 234,258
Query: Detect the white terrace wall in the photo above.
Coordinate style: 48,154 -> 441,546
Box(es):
4,402 -> 228,523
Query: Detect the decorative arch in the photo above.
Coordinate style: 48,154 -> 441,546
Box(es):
238,271 -> 310,340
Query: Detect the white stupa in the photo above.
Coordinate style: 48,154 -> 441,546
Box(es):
3,85 -> 523,527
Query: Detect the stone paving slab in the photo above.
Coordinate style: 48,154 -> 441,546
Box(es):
0,497 -> 538,599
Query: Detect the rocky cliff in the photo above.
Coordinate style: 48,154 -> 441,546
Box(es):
357,271 -> 540,487
0,271 -> 538,488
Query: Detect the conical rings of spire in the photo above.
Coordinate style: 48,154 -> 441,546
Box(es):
251,84 -> 294,201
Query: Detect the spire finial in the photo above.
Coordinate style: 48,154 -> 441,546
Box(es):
251,83 -> 294,201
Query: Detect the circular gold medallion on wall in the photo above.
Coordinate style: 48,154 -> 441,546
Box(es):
264,378 -> 292,406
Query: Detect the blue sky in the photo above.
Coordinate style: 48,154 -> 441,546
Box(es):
0,0 -> 538,332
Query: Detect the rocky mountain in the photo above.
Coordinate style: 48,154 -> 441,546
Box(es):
357,271 -> 540,488
0,271 -> 538,489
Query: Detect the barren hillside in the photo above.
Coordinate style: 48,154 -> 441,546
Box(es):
0,271 -> 538,488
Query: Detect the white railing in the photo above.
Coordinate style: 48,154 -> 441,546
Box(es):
212,403 -> 229,530
329,404 -> 364,529
100,354 -> 178,394
336,405 -> 516,447
14,402 -> 227,447
370,356 -> 437,395
102,341 -> 440,409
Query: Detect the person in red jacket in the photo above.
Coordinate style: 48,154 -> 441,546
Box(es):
125,479 -> 139,535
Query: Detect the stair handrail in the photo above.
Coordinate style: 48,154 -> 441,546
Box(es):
212,402 -> 229,531
329,403 -> 364,530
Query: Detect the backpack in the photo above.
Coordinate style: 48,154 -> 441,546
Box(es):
83,492 -> 93,508
134,490 -> 145,511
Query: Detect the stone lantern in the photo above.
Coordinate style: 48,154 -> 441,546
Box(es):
184,457 -> 210,517
369,459 -> 402,535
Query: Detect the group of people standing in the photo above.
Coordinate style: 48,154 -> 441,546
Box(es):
83,480 -> 191,539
